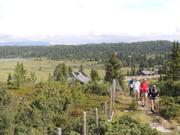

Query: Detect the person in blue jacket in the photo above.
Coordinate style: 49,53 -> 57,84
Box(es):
148,85 -> 159,113
128,78 -> 134,96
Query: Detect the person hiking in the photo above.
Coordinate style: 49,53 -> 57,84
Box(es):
140,78 -> 149,107
132,78 -> 140,100
148,85 -> 158,113
128,78 -> 134,96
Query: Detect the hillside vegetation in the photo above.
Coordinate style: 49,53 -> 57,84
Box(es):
0,41 -> 171,66
0,41 -> 179,135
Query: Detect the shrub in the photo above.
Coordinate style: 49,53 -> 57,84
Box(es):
0,87 -> 11,109
158,81 -> 180,96
0,112 -> 10,135
158,96 -> 180,119
85,81 -> 109,96
109,115 -> 161,135
87,115 -> 109,135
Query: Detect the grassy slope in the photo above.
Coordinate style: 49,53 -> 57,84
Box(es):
1,58 -> 179,134
0,58 -> 130,82
8,82 -> 178,135
113,92 -> 179,135
0,58 -> 103,81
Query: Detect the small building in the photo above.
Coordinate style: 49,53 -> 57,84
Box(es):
141,70 -> 157,75
68,72 -> 90,84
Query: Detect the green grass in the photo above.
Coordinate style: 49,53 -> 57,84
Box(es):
0,58 -> 131,82
0,58 -> 105,82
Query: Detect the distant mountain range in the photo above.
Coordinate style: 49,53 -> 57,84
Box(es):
0,41 -> 50,46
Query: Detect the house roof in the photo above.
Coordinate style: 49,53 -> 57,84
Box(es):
141,70 -> 155,75
70,72 -> 90,84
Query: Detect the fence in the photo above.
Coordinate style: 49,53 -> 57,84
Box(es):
57,79 -> 118,135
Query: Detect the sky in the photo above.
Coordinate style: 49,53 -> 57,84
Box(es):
0,0 -> 180,44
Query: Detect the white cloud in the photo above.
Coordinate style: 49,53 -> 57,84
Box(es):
0,0 -> 179,43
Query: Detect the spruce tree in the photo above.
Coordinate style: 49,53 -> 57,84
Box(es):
68,66 -> 73,74
104,52 -> 124,86
79,64 -> 84,73
90,69 -> 100,82
62,63 -> 67,77
30,72 -> 37,82
164,41 -> 180,81
53,63 -> 67,82
130,65 -> 136,76
14,62 -> 27,88
7,73 -> 12,85
68,66 -> 73,77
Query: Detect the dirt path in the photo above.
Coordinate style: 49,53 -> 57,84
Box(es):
137,101 -> 173,133
149,122 -> 172,133
115,92 -> 175,134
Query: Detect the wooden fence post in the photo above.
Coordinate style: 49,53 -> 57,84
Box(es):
109,88 -> 113,121
109,79 -> 116,122
95,107 -> 99,127
57,128 -> 62,135
112,79 -> 116,107
83,111 -> 87,135
104,101 -> 107,119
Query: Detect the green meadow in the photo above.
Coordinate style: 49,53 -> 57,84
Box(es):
0,58 -> 131,82
0,58 -> 104,82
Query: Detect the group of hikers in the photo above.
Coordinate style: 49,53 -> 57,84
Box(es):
128,78 -> 159,113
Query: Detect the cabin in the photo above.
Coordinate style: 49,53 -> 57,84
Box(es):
140,70 -> 157,75
68,72 -> 90,84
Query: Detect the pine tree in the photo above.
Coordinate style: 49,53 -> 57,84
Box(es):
30,72 -> 37,82
62,63 -> 67,77
53,64 -> 67,82
139,63 -> 144,74
104,52 -> 124,86
90,69 -> 100,82
130,65 -> 136,76
164,41 -> 180,81
14,62 -> 27,88
68,66 -> 73,74
7,72 -> 12,85
79,64 -> 84,73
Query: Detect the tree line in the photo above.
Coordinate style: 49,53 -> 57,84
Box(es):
0,40 -> 172,67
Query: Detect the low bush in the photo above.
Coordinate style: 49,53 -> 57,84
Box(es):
109,115 -> 161,135
85,81 -> 109,96
158,96 -> 180,119
158,81 -> 180,96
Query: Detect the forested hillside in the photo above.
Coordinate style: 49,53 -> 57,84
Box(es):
0,40 -> 172,67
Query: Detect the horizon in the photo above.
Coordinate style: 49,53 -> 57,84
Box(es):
0,40 -> 173,46
0,0 -> 180,44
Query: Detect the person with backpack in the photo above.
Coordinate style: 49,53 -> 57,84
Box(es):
140,78 -> 149,107
128,78 -> 134,96
132,78 -> 140,100
148,85 -> 158,113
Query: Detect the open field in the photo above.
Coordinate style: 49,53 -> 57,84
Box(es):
0,58 -> 132,82
0,58 -> 106,82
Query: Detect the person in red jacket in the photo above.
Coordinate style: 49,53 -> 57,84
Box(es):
140,78 -> 149,107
